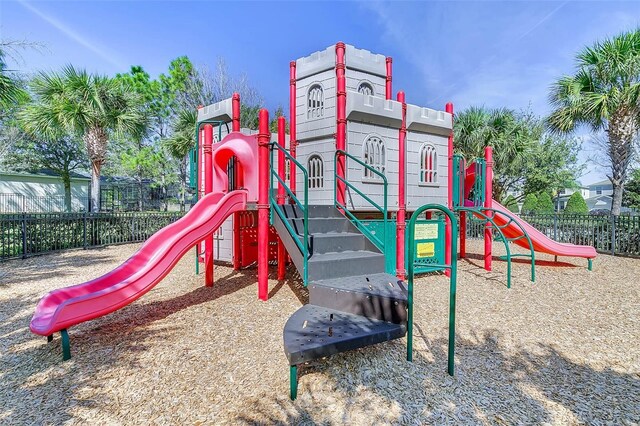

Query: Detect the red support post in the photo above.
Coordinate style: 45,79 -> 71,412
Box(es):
232,93 -> 241,132
445,102 -> 454,276
232,93 -> 242,270
289,61 -> 297,196
385,57 -> 393,100
257,109 -> 270,301
277,116 -> 287,280
484,146 -> 493,271
335,42 -> 347,207
203,124 -> 214,286
396,91 -> 407,280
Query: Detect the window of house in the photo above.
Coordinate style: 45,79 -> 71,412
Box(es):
362,136 -> 385,180
357,82 -> 374,96
307,84 -> 324,119
307,155 -> 324,189
419,143 -> 438,185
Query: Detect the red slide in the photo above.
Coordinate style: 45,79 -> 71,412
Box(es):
490,200 -> 597,259
30,190 -> 247,336
464,165 -> 596,259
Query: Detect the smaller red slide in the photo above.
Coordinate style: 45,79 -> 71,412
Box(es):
30,190 -> 247,336
490,200 -> 597,259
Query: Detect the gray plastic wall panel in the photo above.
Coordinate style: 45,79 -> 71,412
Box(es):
295,139 -> 335,206
346,91 -> 402,128
296,45 -> 335,80
406,131 -> 448,209
345,121 -> 400,212
345,44 -> 386,77
213,216 -> 233,262
296,69 -> 336,142
197,97 -> 233,123
405,104 -> 452,136
346,69 -> 385,99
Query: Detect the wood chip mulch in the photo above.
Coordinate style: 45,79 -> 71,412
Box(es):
1,240 -> 638,425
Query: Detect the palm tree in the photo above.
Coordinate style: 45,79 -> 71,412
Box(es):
454,106 -> 538,202
0,48 -> 28,113
21,66 -> 145,211
164,109 -> 197,211
548,29 -> 640,215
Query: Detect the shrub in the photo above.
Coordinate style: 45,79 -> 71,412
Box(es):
564,191 -> 589,214
521,194 -> 538,214
535,192 -> 555,214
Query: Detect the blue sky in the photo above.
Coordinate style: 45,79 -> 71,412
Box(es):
2,0 -> 639,184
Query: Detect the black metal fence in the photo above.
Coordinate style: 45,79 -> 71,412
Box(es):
0,212 -> 185,260
466,213 -> 640,257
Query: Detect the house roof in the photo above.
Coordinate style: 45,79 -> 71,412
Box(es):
0,169 -> 90,181
588,179 -> 612,187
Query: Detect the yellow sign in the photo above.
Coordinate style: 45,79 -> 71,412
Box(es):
417,242 -> 435,258
415,223 -> 438,240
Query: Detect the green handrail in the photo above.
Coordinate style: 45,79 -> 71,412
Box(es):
452,155 -> 466,209
334,150 -> 387,252
269,141 -> 310,285
471,159 -> 486,208
457,206 -> 536,287
407,204 -> 457,376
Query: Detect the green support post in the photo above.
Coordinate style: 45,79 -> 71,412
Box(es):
407,204 -> 458,376
588,258 -> 593,271
290,365 -> 298,400
61,329 -> 71,361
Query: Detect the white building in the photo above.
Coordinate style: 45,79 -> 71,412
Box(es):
0,170 -> 89,212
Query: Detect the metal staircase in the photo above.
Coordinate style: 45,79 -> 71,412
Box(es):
272,203 -> 408,400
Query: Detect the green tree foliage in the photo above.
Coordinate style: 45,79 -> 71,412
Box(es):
564,191 -> 589,214
623,169 -> 640,211
535,192 -> 555,214
7,135 -> 89,211
454,107 -> 582,202
20,66 -> 145,211
0,48 -> 28,113
503,195 -> 520,213
548,29 -> 640,215
521,193 -> 538,214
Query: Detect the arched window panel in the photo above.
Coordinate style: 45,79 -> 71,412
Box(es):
307,155 -> 324,189
357,82 -> 374,97
419,144 -> 438,185
362,136 -> 385,181
307,84 -> 324,119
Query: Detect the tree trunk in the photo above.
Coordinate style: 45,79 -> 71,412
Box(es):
90,161 -> 101,212
607,112 -> 637,216
62,172 -> 72,212
180,157 -> 187,212
83,127 -> 108,213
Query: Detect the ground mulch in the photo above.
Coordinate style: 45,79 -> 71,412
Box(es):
1,240 -> 638,425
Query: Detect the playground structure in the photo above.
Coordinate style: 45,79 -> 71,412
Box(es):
30,42 -> 597,400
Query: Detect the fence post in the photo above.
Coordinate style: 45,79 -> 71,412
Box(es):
553,214 -> 558,240
83,211 -> 88,249
21,213 -> 27,259
610,215 -> 616,256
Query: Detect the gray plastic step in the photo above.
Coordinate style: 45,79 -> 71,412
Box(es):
283,305 -> 406,365
307,250 -> 386,280
304,232 -> 367,254
309,273 -> 408,324
290,217 -> 355,234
